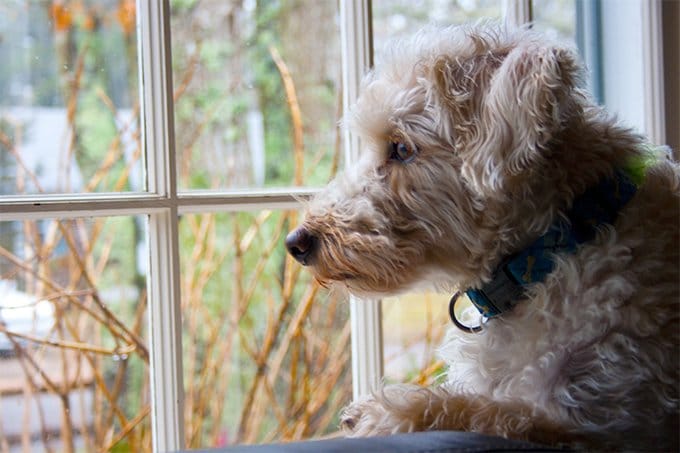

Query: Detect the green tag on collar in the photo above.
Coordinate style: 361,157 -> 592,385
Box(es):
624,145 -> 667,186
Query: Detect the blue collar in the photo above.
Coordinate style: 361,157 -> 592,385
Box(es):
450,168 -> 639,330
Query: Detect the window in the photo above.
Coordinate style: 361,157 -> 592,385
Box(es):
371,0 -> 504,386
1,1 -> 345,451
0,1 -> 669,451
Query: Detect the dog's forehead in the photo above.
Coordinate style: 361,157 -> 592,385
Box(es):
348,24 -> 516,142
348,57 -> 439,147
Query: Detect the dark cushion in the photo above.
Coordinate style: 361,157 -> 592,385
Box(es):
183,431 -> 570,453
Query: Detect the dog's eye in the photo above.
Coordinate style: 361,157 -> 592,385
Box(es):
389,141 -> 417,163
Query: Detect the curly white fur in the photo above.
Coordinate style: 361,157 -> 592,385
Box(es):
289,22 -> 679,450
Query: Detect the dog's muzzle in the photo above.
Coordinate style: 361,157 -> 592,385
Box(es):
285,227 -> 317,265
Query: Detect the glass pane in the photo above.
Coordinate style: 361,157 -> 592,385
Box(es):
372,0 -> 503,59
179,210 -> 351,448
0,216 -> 150,452
170,0 -> 342,191
372,0 -> 501,386
532,0 -> 577,45
0,1 -> 142,196
382,293 -> 449,385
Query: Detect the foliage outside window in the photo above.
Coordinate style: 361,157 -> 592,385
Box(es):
372,0 -> 503,385
171,0 -> 348,447
1,1 -> 349,450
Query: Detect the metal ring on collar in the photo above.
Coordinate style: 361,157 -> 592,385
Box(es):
448,292 -> 485,334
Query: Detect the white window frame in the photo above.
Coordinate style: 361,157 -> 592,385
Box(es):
0,1 -> 667,451
599,0 -> 666,143
0,1 -> 314,450
340,0 -> 386,402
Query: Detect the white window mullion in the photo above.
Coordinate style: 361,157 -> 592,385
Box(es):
138,1 -> 185,451
641,0 -> 666,145
146,210 -> 184,452
600,0 -> 654,138
340,0 -> 384,400
502,0 -> 532,27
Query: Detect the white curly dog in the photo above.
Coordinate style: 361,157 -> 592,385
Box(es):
285,23 -> 679,450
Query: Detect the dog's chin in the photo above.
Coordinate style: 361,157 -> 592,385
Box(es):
310,269 -> 418,299
305,247 -> 430,295
307,253 -> 459,297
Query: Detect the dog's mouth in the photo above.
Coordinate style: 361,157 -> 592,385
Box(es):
313,273 -> 358,291
311,262 -> 361,286
312,257 -> 416,295
285,221 -> 424,294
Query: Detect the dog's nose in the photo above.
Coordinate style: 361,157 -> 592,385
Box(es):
285,227 -> 317,265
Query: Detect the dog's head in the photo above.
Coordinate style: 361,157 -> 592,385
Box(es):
286,23 -> 586,295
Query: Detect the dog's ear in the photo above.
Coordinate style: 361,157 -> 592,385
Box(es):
432,52 -> 505,147
439,43 -> 581,196
478,44 -> 581,188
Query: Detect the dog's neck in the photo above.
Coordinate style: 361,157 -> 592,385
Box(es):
450,150 -> 660,331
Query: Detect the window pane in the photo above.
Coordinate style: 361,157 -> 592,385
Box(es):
0,1 -> 142,196
372,0 -> 503,57
170,1 -> 342,191
372,0 -> 501,387
532,0 -> 577,45
0,216 -> 150,452
533,2 -> 599,103
382,293 -> 449,385
179,210 -> 351,448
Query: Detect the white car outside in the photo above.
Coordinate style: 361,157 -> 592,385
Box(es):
0,280 -> 55,354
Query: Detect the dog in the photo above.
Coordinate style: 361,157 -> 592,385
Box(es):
285,23 -> 679,450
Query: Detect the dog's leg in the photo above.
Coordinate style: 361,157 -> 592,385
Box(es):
341,384 -> 575,446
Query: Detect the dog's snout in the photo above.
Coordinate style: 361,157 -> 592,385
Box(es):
285,227 -> 317,265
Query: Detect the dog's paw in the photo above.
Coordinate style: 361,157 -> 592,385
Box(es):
339,400 -> 367,433
340,385 -> 427,436
340,396 -> 395,436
